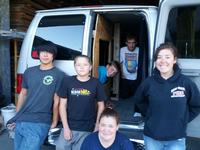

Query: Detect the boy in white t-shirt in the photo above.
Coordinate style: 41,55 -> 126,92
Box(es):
120,35 -> 142,122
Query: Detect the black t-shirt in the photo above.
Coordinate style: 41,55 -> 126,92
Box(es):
58,76 -> 106,132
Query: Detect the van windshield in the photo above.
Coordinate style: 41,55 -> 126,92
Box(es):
32,15 -> 85,60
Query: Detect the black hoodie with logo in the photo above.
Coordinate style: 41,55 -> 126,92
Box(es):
134,65 -> 200,141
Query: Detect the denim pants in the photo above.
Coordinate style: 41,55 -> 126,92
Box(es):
55,129 -> 90,150
14,122 -> 50,150
144,135 -> 186,150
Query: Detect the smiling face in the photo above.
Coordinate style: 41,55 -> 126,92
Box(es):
106,65 -> 118,77
155,48 -> 177,79
98,116 -> 119,143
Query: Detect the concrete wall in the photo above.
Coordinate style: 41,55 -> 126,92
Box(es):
0,0 -> 11,105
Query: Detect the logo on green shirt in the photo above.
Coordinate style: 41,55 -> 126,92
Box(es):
43,75 -> 54,85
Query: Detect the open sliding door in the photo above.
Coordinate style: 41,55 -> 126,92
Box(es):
92,14 -> 113,77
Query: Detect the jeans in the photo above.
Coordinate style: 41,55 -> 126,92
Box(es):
144,135 -> 186,150
14,122 -> 50,150
55,129 -> 90,150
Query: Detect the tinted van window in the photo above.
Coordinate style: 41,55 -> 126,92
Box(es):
32,15 -> 85,60
165,5 -> 200,58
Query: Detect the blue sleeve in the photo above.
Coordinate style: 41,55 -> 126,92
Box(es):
98,66 -> 107,84
117,132 -> 135,150
133,78 -> 150,116
123,140 -> 135,150
187,79 -> 200,122
80,137 -> 89,150
80,134 -> 95,150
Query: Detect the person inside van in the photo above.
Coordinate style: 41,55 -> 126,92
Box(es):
134,43 -> 200,150
7,41 -> 65,150
119,34 -> 142,122
80,106 -> 134,150
55,55 -> 106,150
98,60 -> 121,84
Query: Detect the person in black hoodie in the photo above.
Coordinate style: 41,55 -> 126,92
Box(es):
134,42 -> 200,150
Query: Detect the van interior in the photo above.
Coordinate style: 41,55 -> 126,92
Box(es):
92,11 -> 148,134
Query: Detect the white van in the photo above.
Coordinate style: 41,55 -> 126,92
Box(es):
16,0 -> 200,145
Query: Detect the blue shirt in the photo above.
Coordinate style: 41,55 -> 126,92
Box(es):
98,66 -> 107,84
81,131 -> 134,150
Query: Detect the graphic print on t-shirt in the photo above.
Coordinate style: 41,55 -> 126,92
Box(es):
43,75 -> 54,85
125,52 -> 138,73
71,88 -> 91,96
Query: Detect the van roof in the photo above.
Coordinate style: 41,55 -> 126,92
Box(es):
36,5 -> 158,13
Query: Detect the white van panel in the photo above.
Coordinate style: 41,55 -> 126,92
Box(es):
18,10 -> 92,75
178,59 -> 200,75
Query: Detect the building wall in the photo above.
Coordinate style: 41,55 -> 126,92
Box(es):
0,0 -> 11,105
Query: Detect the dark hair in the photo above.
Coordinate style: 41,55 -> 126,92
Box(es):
108,60 -> 121,73
36,41 -> 57,59
126,34 -> 137,42
154,42 -> 178,62
99,107 -> 120,125
74,55 -> 92,65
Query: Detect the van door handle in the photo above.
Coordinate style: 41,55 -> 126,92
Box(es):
182,72 -> 200,77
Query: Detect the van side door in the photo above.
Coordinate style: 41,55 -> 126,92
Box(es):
154,0 -> 200,138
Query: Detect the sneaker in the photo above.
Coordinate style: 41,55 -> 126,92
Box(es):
132,113 -> 143,124
133,112 -> 142,117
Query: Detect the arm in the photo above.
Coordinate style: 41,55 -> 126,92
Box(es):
59,97 -> 72,140
51,93 -> 59,128
94,101 -> 105,132
188,81 -> 200,122
16,88 -> 27,112
134,81 -> 148,116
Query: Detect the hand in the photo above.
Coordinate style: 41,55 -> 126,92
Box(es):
50,122 -> 57,129
63,127 -> 72,140
7,122 -> 16,131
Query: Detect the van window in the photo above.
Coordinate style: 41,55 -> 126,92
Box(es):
165,5 -> 200,59
32,15 -> 85,60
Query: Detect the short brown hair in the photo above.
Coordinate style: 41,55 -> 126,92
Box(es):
99,107 -> 120,124
109,60 -> 121,73
154,42 -> 178,62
